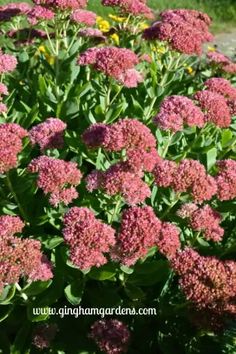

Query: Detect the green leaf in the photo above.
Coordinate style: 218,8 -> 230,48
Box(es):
64,280 -> 84,306
0,306 -> 13,323
0,285 -> 16,305
27,305 -> 49,322
206,147 -> 217,170
125,284 -> 145,301
221,129 -> 233,147
88,264 -> 117,281
10,322 -> 31,354
23,280 -> 52,297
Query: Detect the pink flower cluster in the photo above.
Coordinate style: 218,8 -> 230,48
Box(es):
90,319 -> 130,354
78,47 -> 142,87
153,159 -> 217,202
28,156 -> 82,206
178,204 -> 224,242
0,50 -> 17,74
70,9 -> 97,26
157,222 -> 181,259
0,2 -> 31,21
63,207 -> 116,269
101,0 -> 153,19
0,123 -> 28,174
86,162 -> 151,205
207,51 -> 236,74
205,77 -> 236,115
194,90 -> 232,128
172,248 -> 236,315
32,324 -> 58,349
29,117 -> 67,151
27,5 -> 54,25
215,159 -> 236,201
33,0 -> 87,10
78,28 -> 105,39
143,9 -> 213,55
154,95 -> 205,132
0,215 -> 53,292
83,119 -> 159,172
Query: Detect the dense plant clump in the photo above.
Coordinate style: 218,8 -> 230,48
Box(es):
0,1 -> 236,353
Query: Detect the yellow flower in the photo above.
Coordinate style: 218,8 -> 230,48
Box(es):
108,14 -> 126,23
110,33 -> 119,45
96,16 -> 110,32
38,45 -> 47,54
185,66 -> 195,75
45,54 -> 55,65
139,22 -> 149,30
207,46 -> 216,52
156,47 -> 166,54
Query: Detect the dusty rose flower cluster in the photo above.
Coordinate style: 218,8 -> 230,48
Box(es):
215,159 -> 236,201
157,222 -> 181,259
28,156 -> 82,206
153,159 -> 217,202
194,90 -> 232,128
33,0 -> 87,10
78,47 -> 143,87
101,0 -> 153,19
154,95 -> 205,132
0,215 -> 53,292
78,28 -> 105,39
0,50 -> 17,74
90,319 -> 130,354
63,207 -> 116,269
205,77 -> 236,115
70,9 -> 97,26
207,51 -> 236,74
0,2 -> 31,21
178,204 -> 224,242
172,248 -> 236,316
32,323 -> 58,349
0,123 -> 28,174
143,9 -> 213,55
29,117 -> 67,151
27,5 -> 54,25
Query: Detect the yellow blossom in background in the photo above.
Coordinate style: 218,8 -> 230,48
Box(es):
45,54 -> 55,65
38,45 -> 46,54
108,14 -> 126,23
139,22 -> 149,30
207,46 -> 216,52
150,44 -> 166,54
36,45 -> 55,65
96,16 -> 110,32
110,33 -> 120,45
185,66 -> 195,75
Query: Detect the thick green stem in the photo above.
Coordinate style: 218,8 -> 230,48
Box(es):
161,131 -> 175,158
5,174 -> 29,222
160,193 -> 181,220
15,283 -> 28,302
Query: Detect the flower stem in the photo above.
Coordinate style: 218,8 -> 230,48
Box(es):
15,283 -> 28,302
5,174 -> 29,222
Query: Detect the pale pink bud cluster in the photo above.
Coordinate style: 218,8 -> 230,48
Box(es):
78,47 -> 142,87
143,9 -> 213,55
194,90 -> 232,128
0,51 -> 17,74
101,0 -> 153,19
154,95 -> 205,132
90,319 -> 130,354
215,160 -> 236,201
204,78 -> 236,115
153,159 -> 217,202
28,156 -> 82,206
70,9 -> 97,26
33,0 -> 87,10
112,206 -> 162,266
207,51 -> 236,74
0,215 -> 53,292
172,248 -> 236,315
27,5 -> 54,25
29,118 -> 67,151
0,123 -> 28,174
86,162 -> 151,205
178,204 -> 224,242
63,207 -> 116,269
32,323 -> 58,349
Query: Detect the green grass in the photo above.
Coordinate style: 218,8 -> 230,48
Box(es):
0,0 -> 236,32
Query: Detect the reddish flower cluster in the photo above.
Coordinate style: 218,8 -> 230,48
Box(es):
143,9 -> 213,55
90,319 -> 130,354
178,204 -> 224,242
63,207 -> 116,269
0,123 -> 28,174
172,248 -> 236,315
204,78 -> 236,115
101,0 -> 153,19
112,206 -> 161,266
27,5 -> 54,25
78,47 -> 142,87
70,9 -> 97,26
8,28 -> 47,46
86,162 -> 151,205
194,90 -> 232,128
207,51 -> 236,74
156,222 -> 181,259
0,2 -> 31,21
154,95 -> 205,132
29,118 -> 67,151
78,28 -> 105,39
153,159 -> 217,202
0,50 -> 17,74
32,324 -> 58,349
28,156 -> 82,206
215,160 -> 236,201
0,215 -> 53,292
33,0 -> 87,10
